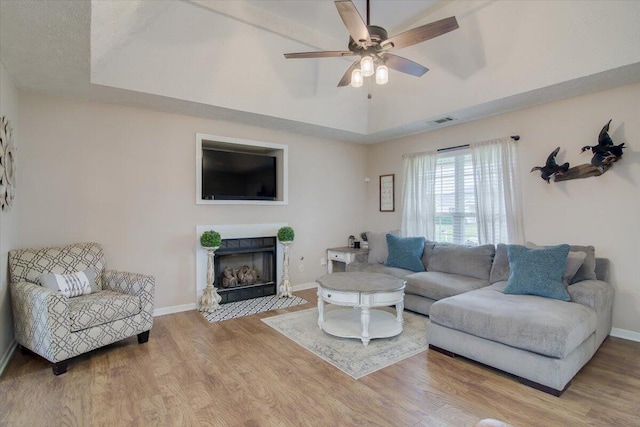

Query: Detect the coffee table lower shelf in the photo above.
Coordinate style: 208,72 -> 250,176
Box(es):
319,308 -> 403,345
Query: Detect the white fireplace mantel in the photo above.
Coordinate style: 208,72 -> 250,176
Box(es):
195,223 -> 288,304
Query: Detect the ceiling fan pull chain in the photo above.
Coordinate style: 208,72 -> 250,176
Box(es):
366,0 -> 370,26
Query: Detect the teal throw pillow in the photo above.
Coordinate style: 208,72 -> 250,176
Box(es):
385,234 -> 426,272
504,244 -> 571,301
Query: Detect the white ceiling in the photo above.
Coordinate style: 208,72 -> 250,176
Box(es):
245,0 -> 441,39
1,0 -> 639,144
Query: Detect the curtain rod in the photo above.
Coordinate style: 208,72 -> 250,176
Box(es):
437,135 -> 520,153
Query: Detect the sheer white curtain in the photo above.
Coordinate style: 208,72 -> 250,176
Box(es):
401,151 -> 438,239
470,137 -> 524,244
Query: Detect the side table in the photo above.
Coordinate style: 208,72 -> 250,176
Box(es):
326,246 -> 368,273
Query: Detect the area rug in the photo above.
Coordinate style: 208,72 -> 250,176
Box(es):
201,295 -> 308,323
262,307 -> 428,379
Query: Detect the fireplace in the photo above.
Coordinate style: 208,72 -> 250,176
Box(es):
196,223 -> 287,307
214,237 -> 277,303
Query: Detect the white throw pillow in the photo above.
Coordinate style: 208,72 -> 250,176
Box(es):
40,269 -> 97,298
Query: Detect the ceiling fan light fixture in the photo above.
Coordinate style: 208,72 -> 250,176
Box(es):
360,56 -> 374,77
283,1 -> 460,90
375,65 -> 388,85
351,68 -> 364,87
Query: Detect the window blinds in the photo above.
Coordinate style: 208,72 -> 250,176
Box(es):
434,150 -> 478,245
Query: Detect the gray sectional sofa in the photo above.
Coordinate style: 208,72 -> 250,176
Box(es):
346,233 -> 614,396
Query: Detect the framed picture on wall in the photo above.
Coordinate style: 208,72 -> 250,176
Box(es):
379,174 -> 394,212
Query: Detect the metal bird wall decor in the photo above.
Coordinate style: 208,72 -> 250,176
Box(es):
530,147 -> 569,183
534,119 -> 626,184
579,119 -> 626,173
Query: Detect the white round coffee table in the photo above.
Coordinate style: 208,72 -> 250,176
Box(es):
316,272 -> 405,346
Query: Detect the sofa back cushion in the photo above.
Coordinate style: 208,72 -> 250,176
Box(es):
9,242 -> 106,289
568,244 -> 597,283
428,243 -> 495,280
489,243 -> 510,283
366,230 -> 399,264
421,240 -> 437,269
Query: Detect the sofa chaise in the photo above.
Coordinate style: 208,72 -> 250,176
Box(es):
346,232 -> 614,395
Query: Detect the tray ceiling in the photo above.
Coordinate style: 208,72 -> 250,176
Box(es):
1,0 -> 639,143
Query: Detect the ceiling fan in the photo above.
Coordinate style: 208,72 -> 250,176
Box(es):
284,0 -> 459,88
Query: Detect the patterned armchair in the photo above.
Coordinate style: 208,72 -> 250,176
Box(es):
9,242 -> 154,374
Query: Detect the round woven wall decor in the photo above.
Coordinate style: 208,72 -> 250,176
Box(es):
0,116 -> 16,211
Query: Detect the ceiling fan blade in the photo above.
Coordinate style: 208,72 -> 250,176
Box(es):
383,54 -> 429,77
337,60 -> 361,87
335,1 -> 371,48
382,16 -> 459,51
284,51 -> 356,59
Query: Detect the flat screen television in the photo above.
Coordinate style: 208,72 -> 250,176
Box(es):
201,149 -> 277,201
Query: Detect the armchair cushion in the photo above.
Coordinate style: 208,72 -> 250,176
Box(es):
68,291 -> 141,332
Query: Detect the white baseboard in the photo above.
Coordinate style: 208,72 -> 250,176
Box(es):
293,282 -> 318,291
153,303 -> 197,317
610,327 -> 640,342
0,340 -> 17,377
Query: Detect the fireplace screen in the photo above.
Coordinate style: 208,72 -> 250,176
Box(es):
214,237 -> 277,303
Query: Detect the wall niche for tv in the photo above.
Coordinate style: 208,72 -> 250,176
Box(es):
196,133 -> 288,205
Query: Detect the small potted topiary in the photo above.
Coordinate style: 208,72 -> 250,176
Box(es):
277,226 -> 294,298
277,226 -> 295,243
200,230 -> 222,249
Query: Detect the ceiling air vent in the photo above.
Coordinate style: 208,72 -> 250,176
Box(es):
434,117 -> 456,124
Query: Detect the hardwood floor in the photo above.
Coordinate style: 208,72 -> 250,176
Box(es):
1,288 -> 639,426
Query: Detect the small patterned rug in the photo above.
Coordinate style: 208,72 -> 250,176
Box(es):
262,307 -> 429,379
201,295 -> 308,323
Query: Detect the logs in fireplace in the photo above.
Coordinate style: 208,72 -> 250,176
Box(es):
221,265 -> 258,288
214,237 -> 277,303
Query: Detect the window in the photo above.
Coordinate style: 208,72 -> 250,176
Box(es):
401,137 -> 523,245
434,150 -> 478,245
